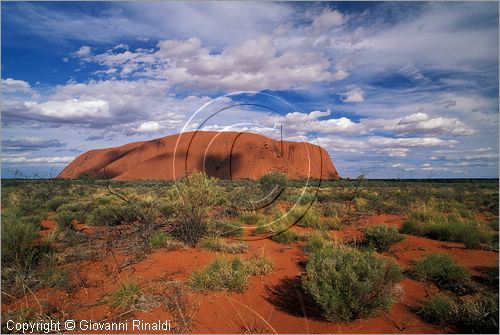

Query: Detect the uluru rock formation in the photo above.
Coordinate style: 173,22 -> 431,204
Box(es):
58,131 -> 340,180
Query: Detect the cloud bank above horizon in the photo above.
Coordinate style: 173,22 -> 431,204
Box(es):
1,1 -> 498,178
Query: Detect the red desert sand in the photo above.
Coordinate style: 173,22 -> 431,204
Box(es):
6,213 -> 498,334
58,131 -> 340,180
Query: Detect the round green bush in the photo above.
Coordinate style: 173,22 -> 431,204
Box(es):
258,172 -> 287,194
410,253 -> 475,294
54,210 -> 75,230
46,196 -> 68,211
170,173 -> 223,245
364,224 -> 405,252
302,246 -> 403,322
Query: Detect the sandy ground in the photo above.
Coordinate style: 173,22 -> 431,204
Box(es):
3,213 -> 498,334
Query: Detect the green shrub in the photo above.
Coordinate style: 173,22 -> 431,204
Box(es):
321,202 -> 344,218
239,212 -> 267,225
302,245 -> 403,322
57,202 -> 88,223
289,205 -> 322,229
150,231 -> 172,249
112,280 -> 141,309
254,214 -> 275,235
481,265 -> 499,288
270,225 -> 301,244
479,191 -> 499,215
418,293 -> 455,325
401,206 -> 493,249
148,231 -> 186,250
403,205 -> 446,231
419,293 -> 499,333
208,220 -> 244,237
461,226 -> 496,249
79,172 -> 98,184
433,200 -> 475,220
16,199 -> 46,218
227,184 -> 264,210
54,210 -> 74,230
354,197 -> 368,212
286,192 -> 316,205
454,293 -> 499,333
46,196 -> 68,211
364,224 -> 405,252
40,269 -> 70,290
489,220 -> 499,232
1,212 -> 50,268
200,236 -> 248,253
189,256 -> 273,293
170,173 -> 223,245
189,257 -> 250,293
244,255 -> 274,275
259,172 -> 287,194
259,210 -> 305,243
158,200 -> 174,218
20,212 -> 44,224
410,253 -> 475,294
322,217 -> 342,230
278,205 -> 339,231
90,202 -> 142,226
253,222 -> 266,235
1,216 -> 38,265
303,231 -> 335,254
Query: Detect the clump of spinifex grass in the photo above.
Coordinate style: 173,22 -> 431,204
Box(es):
303,230 -> 337,254
245,254 -> 274,275
209,219 -> 244,237
252,209 -> 307,244
200,236 -> 248,253
287,205 -> 321,228
45,196 -> 68,211
269,205 -> 338,233
150,231 -> 172,249
285,192 -> 317,205
112,280 -> 142,309
419,292 -> 499,333
321,202 -> 344,217
364,224 -> 405,252
39,269 -> 72,291
268,221 -> 302,244
189,255 -> 273,293
489,220 -> 499,232
401,204 -> 497,249
409,253 -> 475,294
54,210 -> 75,231
239,211 -> 267,225
149,231 -> 186,251
418,293 -> 455,326
1,211 -> 46,268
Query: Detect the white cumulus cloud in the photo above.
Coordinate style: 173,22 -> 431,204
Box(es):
2,78 -> 31,93
312,9 -> 345,31
137,121 -> 160,132
24,98 -> 110,121
343,87 -> 364,103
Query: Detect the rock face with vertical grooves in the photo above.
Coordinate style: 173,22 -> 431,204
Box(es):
57,131 -> 340,180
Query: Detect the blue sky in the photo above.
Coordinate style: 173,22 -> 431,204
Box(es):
1,1 -> 498,178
